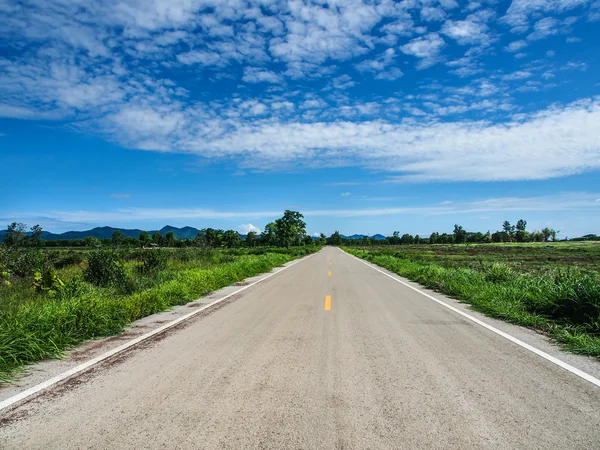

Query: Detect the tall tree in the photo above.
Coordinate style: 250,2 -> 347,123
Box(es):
274,210 -> 307,247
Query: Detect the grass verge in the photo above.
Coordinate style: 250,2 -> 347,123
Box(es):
0,251 -> 310,382
345,247 -> 600,358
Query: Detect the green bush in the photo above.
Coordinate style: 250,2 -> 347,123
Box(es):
135,249 -> 169,274
84,250 -> 127,287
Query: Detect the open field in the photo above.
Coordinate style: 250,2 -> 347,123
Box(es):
0,246 -> 319,382
345,242 -> 600,357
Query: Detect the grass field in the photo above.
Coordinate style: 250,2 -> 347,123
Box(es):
345,242 -> 600,357
0,246 -> 319,382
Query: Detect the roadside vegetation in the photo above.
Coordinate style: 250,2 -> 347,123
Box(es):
0,211 -> 320,382
345,243 -> 600,357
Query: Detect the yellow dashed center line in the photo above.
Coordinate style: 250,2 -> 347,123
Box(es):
328,271 -> 331,276
324,295 -> 332,311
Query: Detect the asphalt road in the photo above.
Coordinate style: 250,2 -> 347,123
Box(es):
1,247 -> 599,449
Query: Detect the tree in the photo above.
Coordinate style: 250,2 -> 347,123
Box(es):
329,231 -> 342,246
319,233 -> 327,246
274,210 -> 307,247
165,231 -> 176,247
139,231 -> 151,247
502,221 -> 515,241
389,231 -> 401,245
303,235 -> 313,246
112,230 -> 125,247
261,222 -> 277,246
3,222 -> 27,247
453,224 -> 467,244
515,219 -> 527,242
28,225 -> 44,247
84,236 -> 101,247
152,231 -> 163,246
222,230 -> 240,248
429,232 -> 439,244
400,233 -> 414,245
246,231 -> 258,247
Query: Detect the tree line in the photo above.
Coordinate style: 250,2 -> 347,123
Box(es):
2,211 -> 319,249
326,220 -> 561,246
0,216 -> 571,250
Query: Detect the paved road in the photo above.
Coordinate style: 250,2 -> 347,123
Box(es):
1,247 -> 599,449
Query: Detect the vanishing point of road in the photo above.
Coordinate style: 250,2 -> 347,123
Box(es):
1,247 -> 599,449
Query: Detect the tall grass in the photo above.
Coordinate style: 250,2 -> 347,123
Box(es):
346,248 -> 600,357
0,250 -> 313,382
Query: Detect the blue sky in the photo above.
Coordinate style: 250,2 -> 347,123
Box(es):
1,0 -> 599,238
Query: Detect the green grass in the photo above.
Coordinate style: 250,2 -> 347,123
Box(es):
345,244 -> 600,358
0,246 -> 319,382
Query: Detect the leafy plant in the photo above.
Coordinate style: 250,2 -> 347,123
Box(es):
0,269 -> 10,287
33,268 -> 64,296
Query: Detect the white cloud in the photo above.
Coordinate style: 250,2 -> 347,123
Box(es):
505,40 -> 528,52
441,19 -> 489,45
238,223 -> 261,234
340,192 -> 351,197
400,33 -> 446,68
242,67 -> 282,84
12,192 -> 600,226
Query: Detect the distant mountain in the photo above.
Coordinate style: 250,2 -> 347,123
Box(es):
341,234 -> 387,241
158,225 -> 200,240
0,226 -> 203,241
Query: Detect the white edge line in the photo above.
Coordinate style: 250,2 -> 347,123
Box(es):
0,251 -> 318,413
342,248 -> 600,389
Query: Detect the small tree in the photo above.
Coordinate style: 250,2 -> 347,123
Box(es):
515,219 -> 527,242
84,236 -> 101,247
152,231 -> 163,246
165,231 -> 176,247
222,230 -> 240,248
246,231 -> 258,247
453,224 -> 467,244
139,231 -> 151,247
502,221 -> 515,241
3,222 -> 27,247
28,225 -> 44,247
329,231 -> 342,246
261,223 -> 277,246
112,230 -> 125,247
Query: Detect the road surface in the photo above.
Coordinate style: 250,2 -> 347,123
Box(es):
1,247 -> 599,448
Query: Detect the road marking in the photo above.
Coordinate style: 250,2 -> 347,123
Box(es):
0,251 -> 319,413
343,249 -> 600,389
328,271 -> 332,276
325,295 -> 332,311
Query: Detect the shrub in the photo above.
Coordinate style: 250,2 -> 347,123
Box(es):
6,250 -> 48,277
84,250 -> 127,287
136,249 -> 169,274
